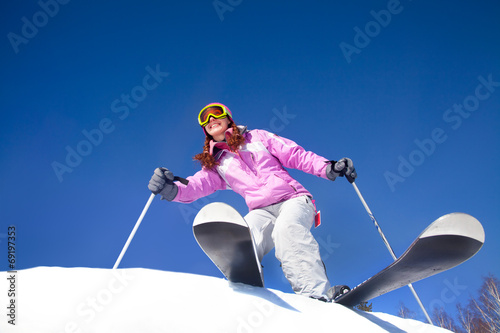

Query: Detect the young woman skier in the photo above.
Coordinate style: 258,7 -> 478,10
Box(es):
148,103 -> 356,302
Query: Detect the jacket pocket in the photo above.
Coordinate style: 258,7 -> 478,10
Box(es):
273,173 -> 297,192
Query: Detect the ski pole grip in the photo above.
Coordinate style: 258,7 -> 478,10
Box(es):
346,173 -> 355,184
174,176 -> 189,185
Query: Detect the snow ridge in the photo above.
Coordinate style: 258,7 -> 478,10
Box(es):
0,267 -> 451,332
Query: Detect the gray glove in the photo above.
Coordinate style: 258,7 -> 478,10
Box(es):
148,167 -> 178,201
326,158 -> 357,183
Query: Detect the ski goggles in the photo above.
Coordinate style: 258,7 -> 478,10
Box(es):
198,103 -> 232,127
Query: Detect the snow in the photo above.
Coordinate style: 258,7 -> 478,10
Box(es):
0,267 -> 451,332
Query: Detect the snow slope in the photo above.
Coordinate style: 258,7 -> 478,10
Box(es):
0,267 -> 451,332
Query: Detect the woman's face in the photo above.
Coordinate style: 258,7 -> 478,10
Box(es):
205,116 -> 231,141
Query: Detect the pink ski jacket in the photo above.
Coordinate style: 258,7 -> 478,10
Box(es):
173,126 -> 330,211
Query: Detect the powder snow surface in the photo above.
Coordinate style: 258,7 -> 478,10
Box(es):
0,267 -> 451,332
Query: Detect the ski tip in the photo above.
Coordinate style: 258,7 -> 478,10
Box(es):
420,213 -> 485,244
193,202 -> 248,228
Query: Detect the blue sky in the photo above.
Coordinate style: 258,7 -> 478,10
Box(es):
1,0 -> 499,322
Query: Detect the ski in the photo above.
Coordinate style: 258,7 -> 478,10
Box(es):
334,212 -> 485,306
193,202 -> 264,287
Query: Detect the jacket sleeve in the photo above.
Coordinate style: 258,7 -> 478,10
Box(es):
253,129 -> 330,179
172,167 -> 227,203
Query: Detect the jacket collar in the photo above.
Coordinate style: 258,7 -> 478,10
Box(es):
209,125 -> 247,156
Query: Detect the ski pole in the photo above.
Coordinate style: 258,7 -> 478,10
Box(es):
112,176 -> 188,269
351,181 -> 434,325
113,193 -> 155,269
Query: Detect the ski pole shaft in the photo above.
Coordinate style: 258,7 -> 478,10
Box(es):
351,182 -> 434,325
351,182 -> 397,261
113,193 -> 155,269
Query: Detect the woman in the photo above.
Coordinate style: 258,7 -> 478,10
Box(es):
148,103 -> 356,301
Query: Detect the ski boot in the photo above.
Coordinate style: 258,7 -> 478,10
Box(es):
328,285 -> 351,301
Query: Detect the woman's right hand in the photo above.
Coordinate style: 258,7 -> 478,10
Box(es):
148,167 -> 178,201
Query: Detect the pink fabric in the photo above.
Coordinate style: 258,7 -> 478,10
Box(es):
173,128 -> 330,211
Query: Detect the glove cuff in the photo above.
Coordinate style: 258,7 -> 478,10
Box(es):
326,162 -> 339,181
159,183 -> 179,201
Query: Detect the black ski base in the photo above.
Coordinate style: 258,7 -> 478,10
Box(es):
193,222 -> 264,287
335,234 -> 483,307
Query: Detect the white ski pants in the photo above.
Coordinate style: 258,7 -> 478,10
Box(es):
244,195 -> 331,300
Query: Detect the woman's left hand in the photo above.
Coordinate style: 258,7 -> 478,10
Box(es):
326,158 -> 357,183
